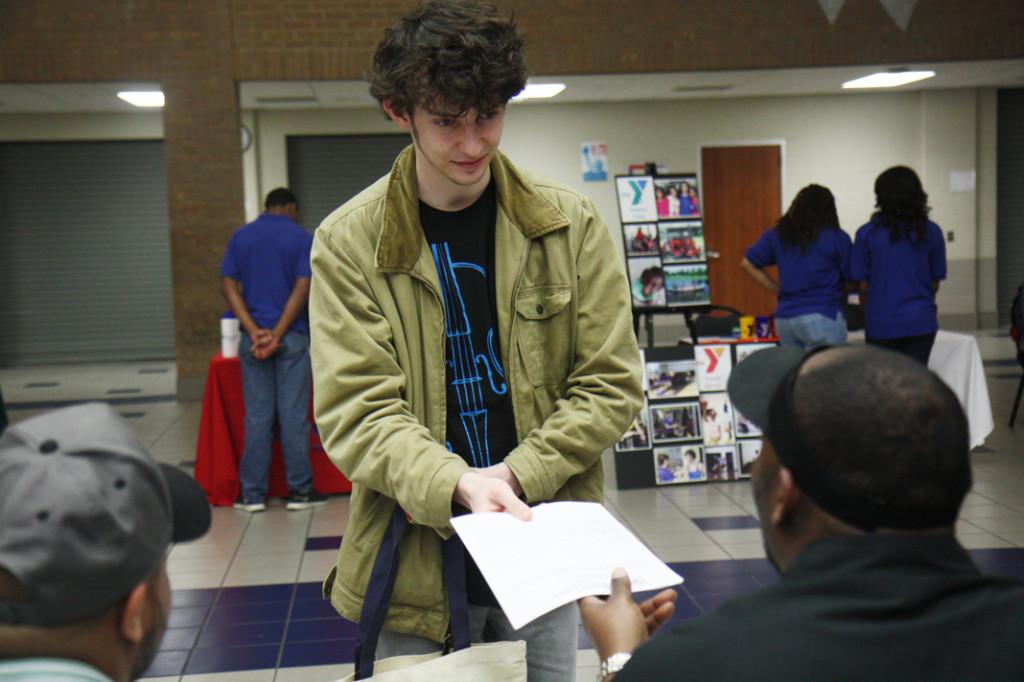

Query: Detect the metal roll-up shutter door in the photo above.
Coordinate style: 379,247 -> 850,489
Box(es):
0,140 -> 174,365
998,89 -> 1024,325
286,134 -> 410,233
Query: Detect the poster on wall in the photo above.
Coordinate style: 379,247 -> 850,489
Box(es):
581,141 -> 609,182
616,176 -> 658,223
696,344 -> 733,391
653,175 -> 701,219
654,445 -> 706,485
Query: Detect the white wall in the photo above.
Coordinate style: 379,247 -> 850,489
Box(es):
0,90 -> 989,326
248,88 -> 987,323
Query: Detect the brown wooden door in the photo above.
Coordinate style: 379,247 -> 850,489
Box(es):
701,145 -> 782,317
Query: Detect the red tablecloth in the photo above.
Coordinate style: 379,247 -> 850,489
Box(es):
194,353 -> 351,506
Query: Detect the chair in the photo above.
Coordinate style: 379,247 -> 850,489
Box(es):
688,305 -> 743,344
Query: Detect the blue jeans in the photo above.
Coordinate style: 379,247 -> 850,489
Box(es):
238,330 -> 312,502
377,602 -> 579,682
775,311 -> 847,350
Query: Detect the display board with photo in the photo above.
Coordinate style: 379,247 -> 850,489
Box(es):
645,359 -> 698,400
736,342 -> 777,365
623,223 -> 659,257
664,263 -> 711,306
700,393 -> 735,446
617,176 -> 658,223
696,344 -> 732,392
705,446 -> 738,481
615,406 -> 652,452
653,176 -> 701,219
654,445 -> 706,485
650,402 -> 702,443
627,256 -> 666,308
738,439 -> 763,479
615,173 -> 709,312
734,408 -> 762,438
658,221 -> 705,263
612,341 -> 778,490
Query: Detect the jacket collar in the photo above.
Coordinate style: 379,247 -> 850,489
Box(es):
375,145 -> 571,272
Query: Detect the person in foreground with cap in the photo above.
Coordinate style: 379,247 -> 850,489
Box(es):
0,403 -> 212,682
580,344 -> 1024,681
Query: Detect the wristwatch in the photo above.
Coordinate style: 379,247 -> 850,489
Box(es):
598,652 -> 632,680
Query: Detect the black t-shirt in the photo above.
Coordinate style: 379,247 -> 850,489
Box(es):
420,180 -> 518,606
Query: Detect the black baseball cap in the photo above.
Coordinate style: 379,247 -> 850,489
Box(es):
0,403 -> 212,626
727,345 -> 966,532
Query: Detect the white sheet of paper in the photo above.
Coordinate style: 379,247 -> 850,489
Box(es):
451,501 -> 684,629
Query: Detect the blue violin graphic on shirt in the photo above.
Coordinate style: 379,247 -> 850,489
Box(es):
431,242 -> 507,467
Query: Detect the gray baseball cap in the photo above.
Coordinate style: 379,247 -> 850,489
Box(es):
0,402 -> 211,626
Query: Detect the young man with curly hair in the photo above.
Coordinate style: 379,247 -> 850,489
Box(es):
308,2 -> 642,679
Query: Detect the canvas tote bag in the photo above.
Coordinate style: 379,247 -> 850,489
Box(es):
337,507 -> 527,682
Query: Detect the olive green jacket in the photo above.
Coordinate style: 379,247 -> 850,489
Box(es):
309,145 -> 642,643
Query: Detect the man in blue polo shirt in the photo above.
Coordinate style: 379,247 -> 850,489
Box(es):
221,188 -> 325,512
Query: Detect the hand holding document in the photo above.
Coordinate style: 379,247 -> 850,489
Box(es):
450,501 -> 684,629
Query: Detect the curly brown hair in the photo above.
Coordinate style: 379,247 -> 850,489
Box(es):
368,0 -> 528,117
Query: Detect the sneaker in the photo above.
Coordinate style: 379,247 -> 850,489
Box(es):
286,490 -> 328,511
234,498 -> 267,513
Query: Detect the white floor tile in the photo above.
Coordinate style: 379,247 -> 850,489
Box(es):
181,670 -> 275,682
274,664 -> 354,682
720,543 -> 768,560
654,545 -> 731,562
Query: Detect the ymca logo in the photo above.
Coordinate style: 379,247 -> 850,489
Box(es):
703,346 -> 726,373
628,179 -> 647,205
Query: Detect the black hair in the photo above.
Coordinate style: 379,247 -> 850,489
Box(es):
264,188 -> 297,210
368,0 -> 528,117
872,166 -> 931,243
792,346 -> 971,526
775,184 -> 840,254
640,267 -> 663,286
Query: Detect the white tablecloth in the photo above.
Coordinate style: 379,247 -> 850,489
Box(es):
849,330 -> 993,448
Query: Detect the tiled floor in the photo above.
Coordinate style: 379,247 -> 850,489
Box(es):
3,329 -> 1024,681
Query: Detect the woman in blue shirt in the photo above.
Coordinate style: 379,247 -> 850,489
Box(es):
741,184 -> 852,349
850,166 -> 946,365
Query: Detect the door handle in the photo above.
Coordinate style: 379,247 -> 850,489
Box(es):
706,250 -> 721,260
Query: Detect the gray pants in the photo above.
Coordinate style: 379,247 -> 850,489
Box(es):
377,601 -> 579,682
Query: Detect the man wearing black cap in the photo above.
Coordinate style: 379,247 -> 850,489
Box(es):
0,403 -> 212,682
580,345 -> 1024,681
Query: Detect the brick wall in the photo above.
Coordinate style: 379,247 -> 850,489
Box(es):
1,0 -> 1022,391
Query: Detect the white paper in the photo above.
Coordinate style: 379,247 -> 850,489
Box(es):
451,501 -> 683,630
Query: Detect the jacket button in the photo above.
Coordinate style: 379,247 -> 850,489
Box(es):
536,304 -> 544,314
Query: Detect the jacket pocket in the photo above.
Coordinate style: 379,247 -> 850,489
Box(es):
515,284 -> 572,386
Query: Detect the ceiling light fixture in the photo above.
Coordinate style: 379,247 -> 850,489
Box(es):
117,91 -> 165,107
841,70 -> 935,89
511,83 -> 566,102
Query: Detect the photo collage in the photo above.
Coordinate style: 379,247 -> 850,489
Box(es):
616,174 -> 710,310
613,342 -> 777,487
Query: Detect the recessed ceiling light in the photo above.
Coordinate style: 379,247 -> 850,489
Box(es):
117,91 -> 165,107
842,70 -> 935,89
511,83 -> 566,102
